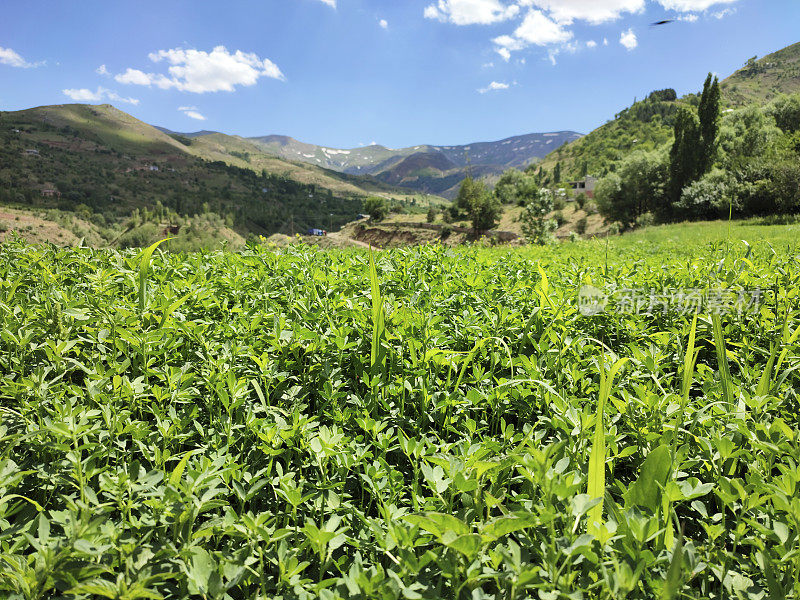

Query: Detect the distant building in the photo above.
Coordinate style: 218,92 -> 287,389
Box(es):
41,189 -> 61,198
24,149 -> 39,156
307,228 -> 326,237
148,165 -> 159,171
568,176 -> 598,198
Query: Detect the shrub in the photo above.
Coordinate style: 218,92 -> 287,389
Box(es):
553,197 -> 567,211
584,201 -> 599,215
636,212 -> 656,228
576,193 -> 588,210
575,216 -> 588,235
553,210 -> 567,227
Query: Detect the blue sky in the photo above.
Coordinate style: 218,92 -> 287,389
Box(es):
1,0 -> 798,148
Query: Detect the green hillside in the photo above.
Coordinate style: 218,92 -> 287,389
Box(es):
539,41 -> 800,182
538,90 -> 685,180
0,104 -> 373,243
721,41 -> 800,106
0,104 -> 437,248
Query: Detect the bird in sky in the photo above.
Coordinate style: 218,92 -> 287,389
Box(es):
651,19 -> 675,26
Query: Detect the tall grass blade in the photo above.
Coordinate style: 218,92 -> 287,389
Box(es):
587,353 -> 627,536
711,314 -> 734,408
137,238 -> 170,313
369,247 -> 386,378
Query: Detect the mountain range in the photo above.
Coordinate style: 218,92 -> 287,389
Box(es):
155,130 -> 584,199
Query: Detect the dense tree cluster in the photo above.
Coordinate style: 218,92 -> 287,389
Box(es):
595,75 -> 800,227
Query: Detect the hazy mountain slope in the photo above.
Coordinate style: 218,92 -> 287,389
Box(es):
249,132 -> 582,174
721,41 -> 800,106
186,133 -> 422,201
247,131 -> 582,198
0,104 -> 371,236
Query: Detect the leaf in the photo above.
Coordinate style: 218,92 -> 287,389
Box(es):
481,513 -> 538,540
661,528 -> 684,600
587,353 -> 627,536
138,238 -> 170,314
168,449 -> 202,488
403,513 -> 470,537
625,445 -> 672,512
711,314 -> 734,409
369,247 -> 386,378
443,533 -> 482,559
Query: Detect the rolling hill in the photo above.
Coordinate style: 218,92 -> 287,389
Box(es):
538,40 -> 800,181
721,41 -> 800,106
0,104 -> 419,243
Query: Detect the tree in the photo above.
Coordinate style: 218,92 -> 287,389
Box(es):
520,187 -> 557,245
596,150 -> 667,227
426,206 -> 437,223
494,169 -> 527,204
363,196 -> 388,222
668,107 -> 702,205
767,93 -> 800,133
455,176 -> 501,233
553,162 -> 562,184
698,73 -> 721,173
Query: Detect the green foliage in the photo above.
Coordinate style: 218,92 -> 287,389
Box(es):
363,196 -> 388,222
0,227 -> 799,599
596,150 -> 668,227
767,93 -> 800,133
520,188 -> 557,244
494,169 -> 527,205
426,206 -> 437,223
455,176 -> 501,232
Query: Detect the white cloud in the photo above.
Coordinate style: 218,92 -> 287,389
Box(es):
492,9 -> 571,59
586,39 -> 598,48
62,86 -> 139,105
518,0 -> 645,24
115,46 -> 285,94
379,19 -> 388,29
179,106 -> 207,121
478,81 -> 512,93
656,0 -> 737,11
514,10 -> 573,45
712,7 -> 735,18
679,13 -> 699,21
620,28 -> 638,50
424,0 -> 520,25
0,46 -> 41,68
314,0 -> 336,7
603,37 -> 609,45
96,64 -> 109,75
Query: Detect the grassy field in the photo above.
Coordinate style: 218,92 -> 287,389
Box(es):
1,221 -> 799,599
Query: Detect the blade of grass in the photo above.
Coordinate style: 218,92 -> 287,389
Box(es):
587,352 -> 627,537
138,238 -> 170,314
369,247 -> 386,379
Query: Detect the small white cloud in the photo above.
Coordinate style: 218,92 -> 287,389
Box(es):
315,0 -> 336,7
379,19 -> 388,29
115,46 -> 285,94
62,86 -> 139,105
520,0 -> 646,25
603,37 -> 609,46
656,0 -> 737,11
679,13 -> 699,21
478,81 -> 512,93
712,7 -> 735,18
492,9 -> 571,60
178,106 -> 207,120
620,28 -> 638,50
0,46 -> 41,68
586,40 -> 598,48
497,47 -> 512,61
96,64 -> 109,75
424,0 -> 520,26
